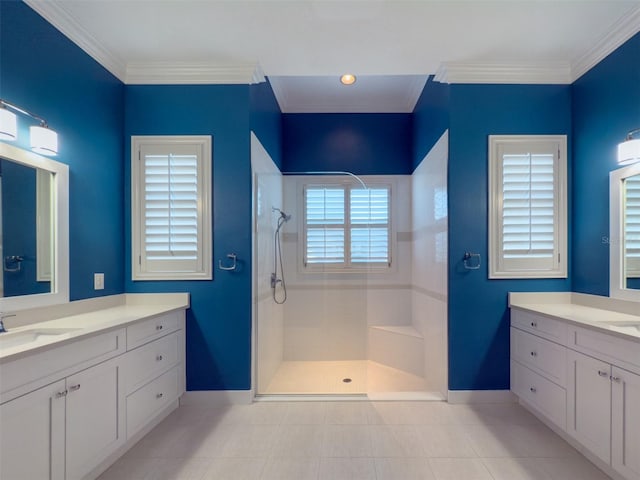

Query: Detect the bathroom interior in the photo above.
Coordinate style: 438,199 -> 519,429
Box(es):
0,0 -> 639,479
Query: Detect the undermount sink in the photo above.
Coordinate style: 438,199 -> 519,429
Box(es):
0,328 -> 81,349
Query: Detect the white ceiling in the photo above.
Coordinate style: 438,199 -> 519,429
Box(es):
25,0 -> 640,113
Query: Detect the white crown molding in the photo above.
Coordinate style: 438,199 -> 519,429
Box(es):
434,62 -> 573,85
24,0 -> 127,82
571,5 -> 640,82
125,62 -> 265,85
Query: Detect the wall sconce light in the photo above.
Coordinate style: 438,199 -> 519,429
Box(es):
618,128 -> 640,165
0,99 -> 58,156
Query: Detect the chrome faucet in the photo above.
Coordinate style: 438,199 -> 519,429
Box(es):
0,313 -> 16,333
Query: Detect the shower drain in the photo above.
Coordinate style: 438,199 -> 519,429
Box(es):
342,378 -> 352,383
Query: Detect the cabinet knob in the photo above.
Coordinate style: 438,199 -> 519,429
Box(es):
530,387 -> 537,393
611,376 -> 621,383
156,325 -> 164,331
156,393 -> 164,399
69,384 -> 81,392
530,322 -> 537,328
530,351 -> 537,357
156,355 -> 163,362
598,370 -> 609,377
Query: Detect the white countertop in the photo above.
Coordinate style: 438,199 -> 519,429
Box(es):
0,293 -> 189,363
509,292 -> 640,343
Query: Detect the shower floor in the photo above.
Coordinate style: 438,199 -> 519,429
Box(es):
262,360 -> 439,397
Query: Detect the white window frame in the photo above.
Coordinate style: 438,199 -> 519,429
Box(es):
298,176 -> 394,273
131,135 -> 212,280
488,135 -> 567,279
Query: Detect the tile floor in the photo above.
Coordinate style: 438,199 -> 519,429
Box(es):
262,360 -> 434,395
98,401 -> 612,480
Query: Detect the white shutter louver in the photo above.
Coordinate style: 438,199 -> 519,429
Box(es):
625,175 -> 640,278
305,187 -> 345,265
144,153 -> 199,261
502,153 -> 555,259
350,188 -> 389,264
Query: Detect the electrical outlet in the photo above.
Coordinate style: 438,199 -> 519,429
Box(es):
94,273 -> 104,290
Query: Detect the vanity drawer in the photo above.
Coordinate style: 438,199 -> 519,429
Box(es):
126,366 -> 179,438
511,309 -> 568,345
124,331 -> 181,394
126,311 -> 181,350
511,327 -> 567,387
511,359 -> 566,430
568,325 -> 640,376
0,329 -> 125,403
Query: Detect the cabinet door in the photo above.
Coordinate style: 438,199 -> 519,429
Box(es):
612,366 -> 640,480
0,380 -> 66,480
567,349 -> 612,464
65,357 -> 125,480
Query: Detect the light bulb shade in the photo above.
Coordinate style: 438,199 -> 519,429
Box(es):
30,125 -> 58,155
0,108 -> 18,141
618,138 -> 640,165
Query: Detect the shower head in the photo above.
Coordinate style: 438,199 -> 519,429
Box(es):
272,207 -> 291,222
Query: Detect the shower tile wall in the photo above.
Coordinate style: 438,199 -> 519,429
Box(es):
280,175 -> 414,362
411,131 -> 449,397
251,133 -> 284,392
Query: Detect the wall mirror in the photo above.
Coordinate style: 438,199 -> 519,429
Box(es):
0,142 -> 69,311
610,162 -> 640,301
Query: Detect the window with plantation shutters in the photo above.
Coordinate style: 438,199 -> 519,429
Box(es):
625,175 -> 640,278
304,183 -> 391,270
132,136 -> 212,280
489,135 -> 567,278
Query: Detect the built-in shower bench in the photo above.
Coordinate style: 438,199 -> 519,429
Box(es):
368,325 -> 424,377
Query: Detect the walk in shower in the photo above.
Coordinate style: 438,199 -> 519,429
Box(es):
251,131 -> 449,399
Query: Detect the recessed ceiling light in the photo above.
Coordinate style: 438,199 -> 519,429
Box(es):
340,74 -> 356,85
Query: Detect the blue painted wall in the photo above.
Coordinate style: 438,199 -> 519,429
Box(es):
125,84 -> 274,390
250,78 -> 283,168
0,1 -> 125,300
412,76 -> 450,169
447,84 -> 573,390
283,113 -> 413,174
572,32 -> 640,296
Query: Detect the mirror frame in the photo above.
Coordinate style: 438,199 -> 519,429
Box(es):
0,142 -> 69,311
610,162 -> 640,301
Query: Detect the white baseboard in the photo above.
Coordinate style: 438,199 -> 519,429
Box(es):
180,390 -> 253,406
447,389 -> 516,404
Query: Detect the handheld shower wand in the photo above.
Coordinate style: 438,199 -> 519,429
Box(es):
271,207 -> 290,304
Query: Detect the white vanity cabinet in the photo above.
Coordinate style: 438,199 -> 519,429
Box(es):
0,328 -> 126,480
511,306 -> 640,480
0,352 -> 124,480
509,313 -> 568,430
0,301 -> 187,480
65,357 -> 125,480
566,349 -> 613,464
123,311 -> 185,439
0,380 -> 66,480
611,366 -> 640,480
567,325 -> 640,480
